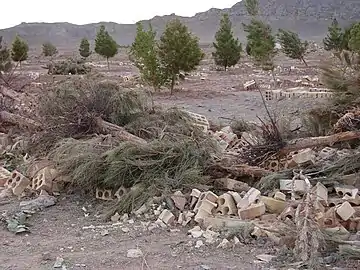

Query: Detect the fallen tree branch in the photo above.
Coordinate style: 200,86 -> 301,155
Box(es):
280,131 -> 360,154
0,111 -> 41,130
94,117 -> 147,145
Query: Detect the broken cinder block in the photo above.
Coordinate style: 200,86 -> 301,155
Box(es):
335,185 -> 358,198
215,193 -> 237,215
279,179 -> 306,192
238,202 -> 266,220
158,209 -> 175,225
274,191 -> 286,201
190,188 -> 201,209
194,191 -> 218,212
0,167 -> 11,187
32,167 -> 58,192
95,188 -> 113,201
288,148 -> 316,166
114,186 -> 128,200
261,196 -> 287,214
237,187 -> 261,209
5,171 -> 31,196
171,191 -> 187,211
311,182 -> 328,205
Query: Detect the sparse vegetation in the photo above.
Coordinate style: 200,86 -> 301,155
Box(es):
94,25 -> 118,70
11,36 -> 28,67
42,42 -> 58,58
79,38 -> 91,59
277,29 -> 309,66
323,18 -> 352,54
0,36 -> 12,72
129,22 -> 168,91
158,19 -> 204,94
212,13 -> 242,71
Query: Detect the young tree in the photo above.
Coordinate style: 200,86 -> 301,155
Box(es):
277,29 -> 309,66
79,38 -> 91,59
94,25 -> 118,70
11,36 -> 29,68
323,18 -> 345,52
243,0 -> 277,82
129,22 -> 167,91
348,22 -> 360,53
0,36 -> 12,72
42,42 -> 58,58
158,19 -> 204,94
212,13 -> 242,70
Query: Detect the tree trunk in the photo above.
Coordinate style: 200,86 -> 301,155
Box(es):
170,75 -> 175,95
280,130 -> 360,154
0,110 -> 41,130
106,57 -> 110,71
94,117 -> 147,145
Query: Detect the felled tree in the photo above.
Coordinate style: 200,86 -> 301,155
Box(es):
0,36 -> 12,72
11,36 -> 29,68
129,22 -> 168,91
212,13 -> 242,71
158,19 -> 204,94
79,38 -> 91,59
277,29 -> 309,66
323,18 -> 345,53
42,42 -> 58,58
95,25 -> 118,70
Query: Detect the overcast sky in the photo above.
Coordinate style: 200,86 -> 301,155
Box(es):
0,0 -> 240,29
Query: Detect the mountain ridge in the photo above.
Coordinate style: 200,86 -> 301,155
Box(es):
1,0 -> 359,50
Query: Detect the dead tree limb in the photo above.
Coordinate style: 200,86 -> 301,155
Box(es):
0,111 -> 41,130
280,131 -> 360,154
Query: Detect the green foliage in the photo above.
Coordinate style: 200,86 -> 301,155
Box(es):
95,25 -> 118,70
277,29 -> 309,66
158,19 -> 204,93
129,22 -> 168,91
212,13 -> 242,70
0,36 -> 12,72
245,0 -> 259,16
79,38 -> 91,58
349,22 -> 360,53
244,19 -> 277,71
323,18 -> 347,52
42,42 -> 58,57
11,36 -> 28,65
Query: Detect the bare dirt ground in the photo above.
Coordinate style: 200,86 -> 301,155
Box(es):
2,49 -> 356,270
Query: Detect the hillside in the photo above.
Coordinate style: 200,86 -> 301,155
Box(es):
1,0 -> 360,50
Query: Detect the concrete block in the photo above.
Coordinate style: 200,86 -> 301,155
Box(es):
318,147 -> 336,160
202,215 -> 250,229
6,171 -> 30,196
261,196 -> 287,214
32,167 -> 58,192
158,209 -> 175,225
215,178 -> 250,193
328,198 -> 344,207
343,194 -> 360,205
228,191 -> 242,205
194,191 -> 218,212
311,182 -> 328,205
336,202 -> 356,221
335,185 -> 358,198
190,188 -> 201,209
279,179 -> 306,192
26,159 -> 53,179
290,148 -> 316,166
278,206 -> 295,221
0,167 -> 11,187
114,186 -> 128,200
95,188 -> 113,201
194,200 -> 217,223
238,202 -> 266,220
215,193 -> 237,215
274,191 -> 286,201
237,187 -> 261,209
171,191 -> 187,211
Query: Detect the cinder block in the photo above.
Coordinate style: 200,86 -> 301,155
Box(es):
278,206 -> 295,221
114,186 -> 128,200
26,159 -> 53,179
343,194 -> 360,205
0,167 -> 11,187
228,191 -> 242,204
95,188 -> 113,201
335,185 -> 358,198
158,209 -> 175,225
260,196 -> 287,214
32,167 -> 58,192
279,179 -> 306,192
311,182 -> 328,205
274,191 -> 286,201
194,191 -> 218,212
171,191 -> 187,211
6,171 -> 30,196
289,148 -> 316,166
237,187 -> 261,209
215,193 -> 237,215
190,188 -> 201,209
238,202 -> 266,220
202,215 -> 249,229
215,178 -> 250,193
336,202 -> 355,221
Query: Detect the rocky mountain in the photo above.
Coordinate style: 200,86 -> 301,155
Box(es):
1,0 -> 360,50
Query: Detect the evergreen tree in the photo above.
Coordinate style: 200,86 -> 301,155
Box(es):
158,19 -> 204,94
212,13 -> 242,70
94,25 -> 118,70
42,42 -> 58,58
243,0 -> 277,80
11,36 -> 29,67
323,18 -> 344,52
129,22 -> 167,91
277,29 -> 309,66
349,22 -> 360,53
0,36 -> 12,72
79,38 -> 91,59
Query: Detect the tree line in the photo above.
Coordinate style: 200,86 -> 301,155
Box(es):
1,0 -> 359,92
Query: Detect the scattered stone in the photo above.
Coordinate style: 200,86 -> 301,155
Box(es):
188,226 -> 203,238
110,212 -> 121,222
127,248 -> 143,258
195,240 -> 204,248
121,227 -> 130,233
171,191 -> 187,210
53,257 -> 64,268
217,239 -> 231,249
100,229 -> 109,236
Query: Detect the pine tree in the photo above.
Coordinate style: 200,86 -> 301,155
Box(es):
129,22 -> 167,91
158,19 -> 204,94
277,29 -> 309,66
243,0 -> 277,80
11,36 -> 29,68
0,36 -> 12,72
42,42 -> 58,58
212,13 -> 242,71
323,18 -> 344,52
79,38 -> 91,59
95,25 -> 118,70
349,22 -> 360,53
